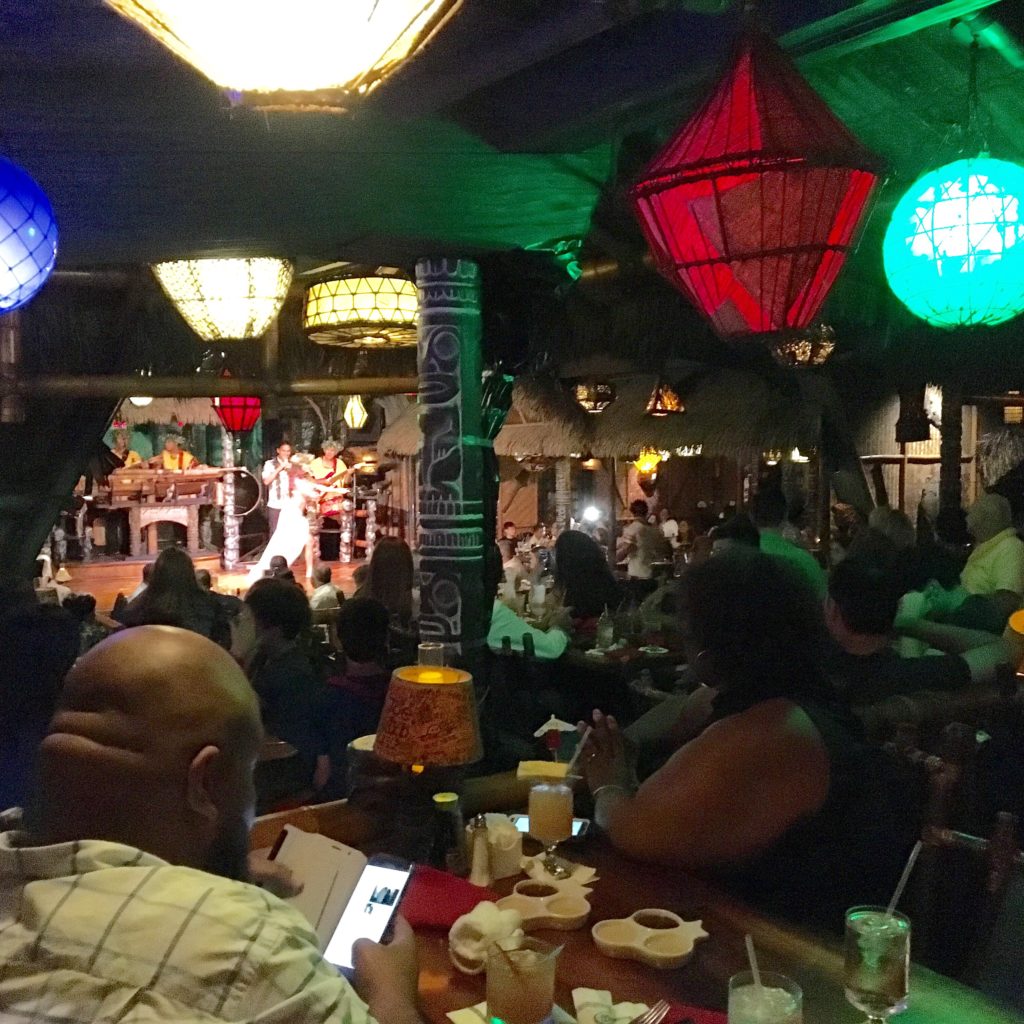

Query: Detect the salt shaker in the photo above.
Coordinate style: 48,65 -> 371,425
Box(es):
467,814 -> 493,888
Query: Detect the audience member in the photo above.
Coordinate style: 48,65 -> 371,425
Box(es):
197,567 -> 244,622
752,489 -> 826,597
824,555 -> 1011,704
310,564 -> 343,610
0,626 -> 419,1022
0,580 -> 79,809
63,592 -> 109,654
867,506 -> 916,551
314,598 -> 392,798
244,579 -> 324,809
497,521 -> 519,565
553,529 -> 621,621
358,536 -> 416,627
658,507 -> 680,548
962,492 -> 1024,622
116,547 -> 230,647
578,552 -> 913,928
127,560 -> 153,601
617,500 -> 666,591
487,546 -> 569,659
709,513 -> 760,554
266,554 -> 296,583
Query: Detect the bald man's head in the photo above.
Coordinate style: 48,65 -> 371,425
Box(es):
967,492 -> 1014,545
31,626 -> 262,880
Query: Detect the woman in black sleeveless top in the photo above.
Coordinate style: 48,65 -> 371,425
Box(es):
578,551 -> 914,931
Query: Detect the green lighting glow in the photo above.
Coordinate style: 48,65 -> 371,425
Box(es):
883,156 -> 1024,328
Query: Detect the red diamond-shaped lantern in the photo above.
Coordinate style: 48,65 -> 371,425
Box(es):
631,29 -> 881,340
212,374 -> 261,434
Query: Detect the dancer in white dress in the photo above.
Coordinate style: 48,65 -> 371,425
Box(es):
247,464 -> 350,584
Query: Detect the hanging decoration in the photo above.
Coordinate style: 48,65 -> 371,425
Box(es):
572,380 -> 616,414
790,448 -> 810,464
104,0 -> 460,111
212,392 -> 262,434
883,157 -> 1024,328
0,156 -> 58,312
303,273 -> 418,346
770,324 -> 836,368
676,444 -> 703,457
152,258 -> 293,342
895,386 -> 932,444
631,27 -> 880,340
128,396 -> 153,407
633,448 -> 663,475
646,380 -> 685,417
762,449 -> 783,466
344,394 -> 370,430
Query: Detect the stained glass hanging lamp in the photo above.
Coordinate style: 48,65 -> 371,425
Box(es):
646,380 -> 685,417
212,371 -> 262,434
104,1 -> 461,111
572,380 -> 616,414
883,41 -> 1024,328
344,394 -> 370,431
153,258 -> 293,342
303,272 -> 418,347
631,23 -> 880,340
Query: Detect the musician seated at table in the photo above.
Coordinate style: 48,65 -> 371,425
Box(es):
0,626 -> 420,1023
110,429 -> 142,468
145,434 -> 201,471
578,551 -> 915,929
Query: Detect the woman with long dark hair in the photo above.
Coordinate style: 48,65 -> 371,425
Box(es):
578,551 -> 912,928
552,529 -> 622,621
118,546 -> 228,646
358,536 -> 415,627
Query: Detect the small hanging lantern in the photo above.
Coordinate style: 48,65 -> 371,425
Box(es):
790,447 -> 810,464
572,380 -> 616,414
896,386 -> 931,444
631,28 -> 880,340
646,380 -> 684,417
212,394 -> 261,434
344,394 -> 370,430
770,324 -> 836,368
1004,393 -> 1024,425
762,449 -> 783,466
633,447 -> 662,475
303,273 -> 418,346
676,444 -> 703,457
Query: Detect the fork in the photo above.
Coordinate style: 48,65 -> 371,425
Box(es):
627,999 -> 671,1024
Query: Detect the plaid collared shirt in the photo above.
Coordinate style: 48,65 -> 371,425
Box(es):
0,810 -> 374,1023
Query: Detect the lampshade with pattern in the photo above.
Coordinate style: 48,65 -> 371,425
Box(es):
631,28 -> 880,340
0,156 -> 58,312
303,273 -> 418,346
344,394 -> 370,430
153,257 -> 293,341
373,665 -> 482,767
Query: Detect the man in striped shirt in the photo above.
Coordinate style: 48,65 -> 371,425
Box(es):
0,626 -> 422,1024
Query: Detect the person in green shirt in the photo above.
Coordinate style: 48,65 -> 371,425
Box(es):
752,488 -> 827,599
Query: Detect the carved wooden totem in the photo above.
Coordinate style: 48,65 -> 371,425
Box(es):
415,258 -> 486,657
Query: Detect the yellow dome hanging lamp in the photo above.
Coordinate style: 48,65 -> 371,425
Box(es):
152,257 -> 293,341
303,272 -> 418,347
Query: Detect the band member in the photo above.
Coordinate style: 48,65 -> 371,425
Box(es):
307,439 -> 349,561
262,440 -> 302,535
111,430 -> 142,468
146,434 -> 199,471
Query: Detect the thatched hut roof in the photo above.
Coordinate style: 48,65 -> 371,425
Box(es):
117,398 -> 224,427
380,367 -> 821,460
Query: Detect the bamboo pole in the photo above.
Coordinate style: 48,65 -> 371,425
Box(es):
0,375 -> 419,398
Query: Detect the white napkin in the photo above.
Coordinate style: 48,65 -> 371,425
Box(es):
521,855 -> 598,888
448,902 -> 524,975
447,1003 -> 576,1024
573,989 -> 649,1024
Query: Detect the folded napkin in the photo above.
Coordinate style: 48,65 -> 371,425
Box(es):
522,855 -> 598,888
573,991 -> 725,1024
401,864 -> 499,930
446,1002 -> 576,1024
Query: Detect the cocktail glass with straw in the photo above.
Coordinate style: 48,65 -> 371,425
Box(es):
843,841 -> 920,1023
487,936 -> 561,1024
728,935 -> 802,1024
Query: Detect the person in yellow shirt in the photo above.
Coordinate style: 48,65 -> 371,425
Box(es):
147,434 -> 200,471
111,430 -> 142,468
307,439 -> 349,561
962,491 -> 1024,621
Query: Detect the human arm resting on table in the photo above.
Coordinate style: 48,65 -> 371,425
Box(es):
895,619 -> 1012,685
582,702 -> 828,869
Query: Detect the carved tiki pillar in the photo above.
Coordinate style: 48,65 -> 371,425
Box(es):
416,258 -> 486,657
555,458 -> 572,532
221,427 -> 240,569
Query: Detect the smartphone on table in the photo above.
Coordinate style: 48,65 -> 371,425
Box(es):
508,813 -> 590,841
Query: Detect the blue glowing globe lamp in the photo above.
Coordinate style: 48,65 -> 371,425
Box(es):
0,157 -> 58,312
883,156 -> 1024,328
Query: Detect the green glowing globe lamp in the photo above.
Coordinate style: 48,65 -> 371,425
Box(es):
883,156 -> 1024,328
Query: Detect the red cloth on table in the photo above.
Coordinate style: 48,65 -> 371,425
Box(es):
664,1004 -> 726,1024
400,864 -> 499,929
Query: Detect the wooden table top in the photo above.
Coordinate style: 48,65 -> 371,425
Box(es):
413,838 -> 1020,1024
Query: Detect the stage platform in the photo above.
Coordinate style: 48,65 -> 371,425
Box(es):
63,555 -> 361,611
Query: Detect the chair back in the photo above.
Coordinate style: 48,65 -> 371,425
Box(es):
886,722 -> 1024,983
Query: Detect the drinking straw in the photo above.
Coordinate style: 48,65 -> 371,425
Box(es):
886,839 -> 923,918
744,934 -> 762,991
564,726 -> 593,776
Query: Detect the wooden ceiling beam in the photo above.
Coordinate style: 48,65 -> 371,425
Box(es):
0,376 -> 419,399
